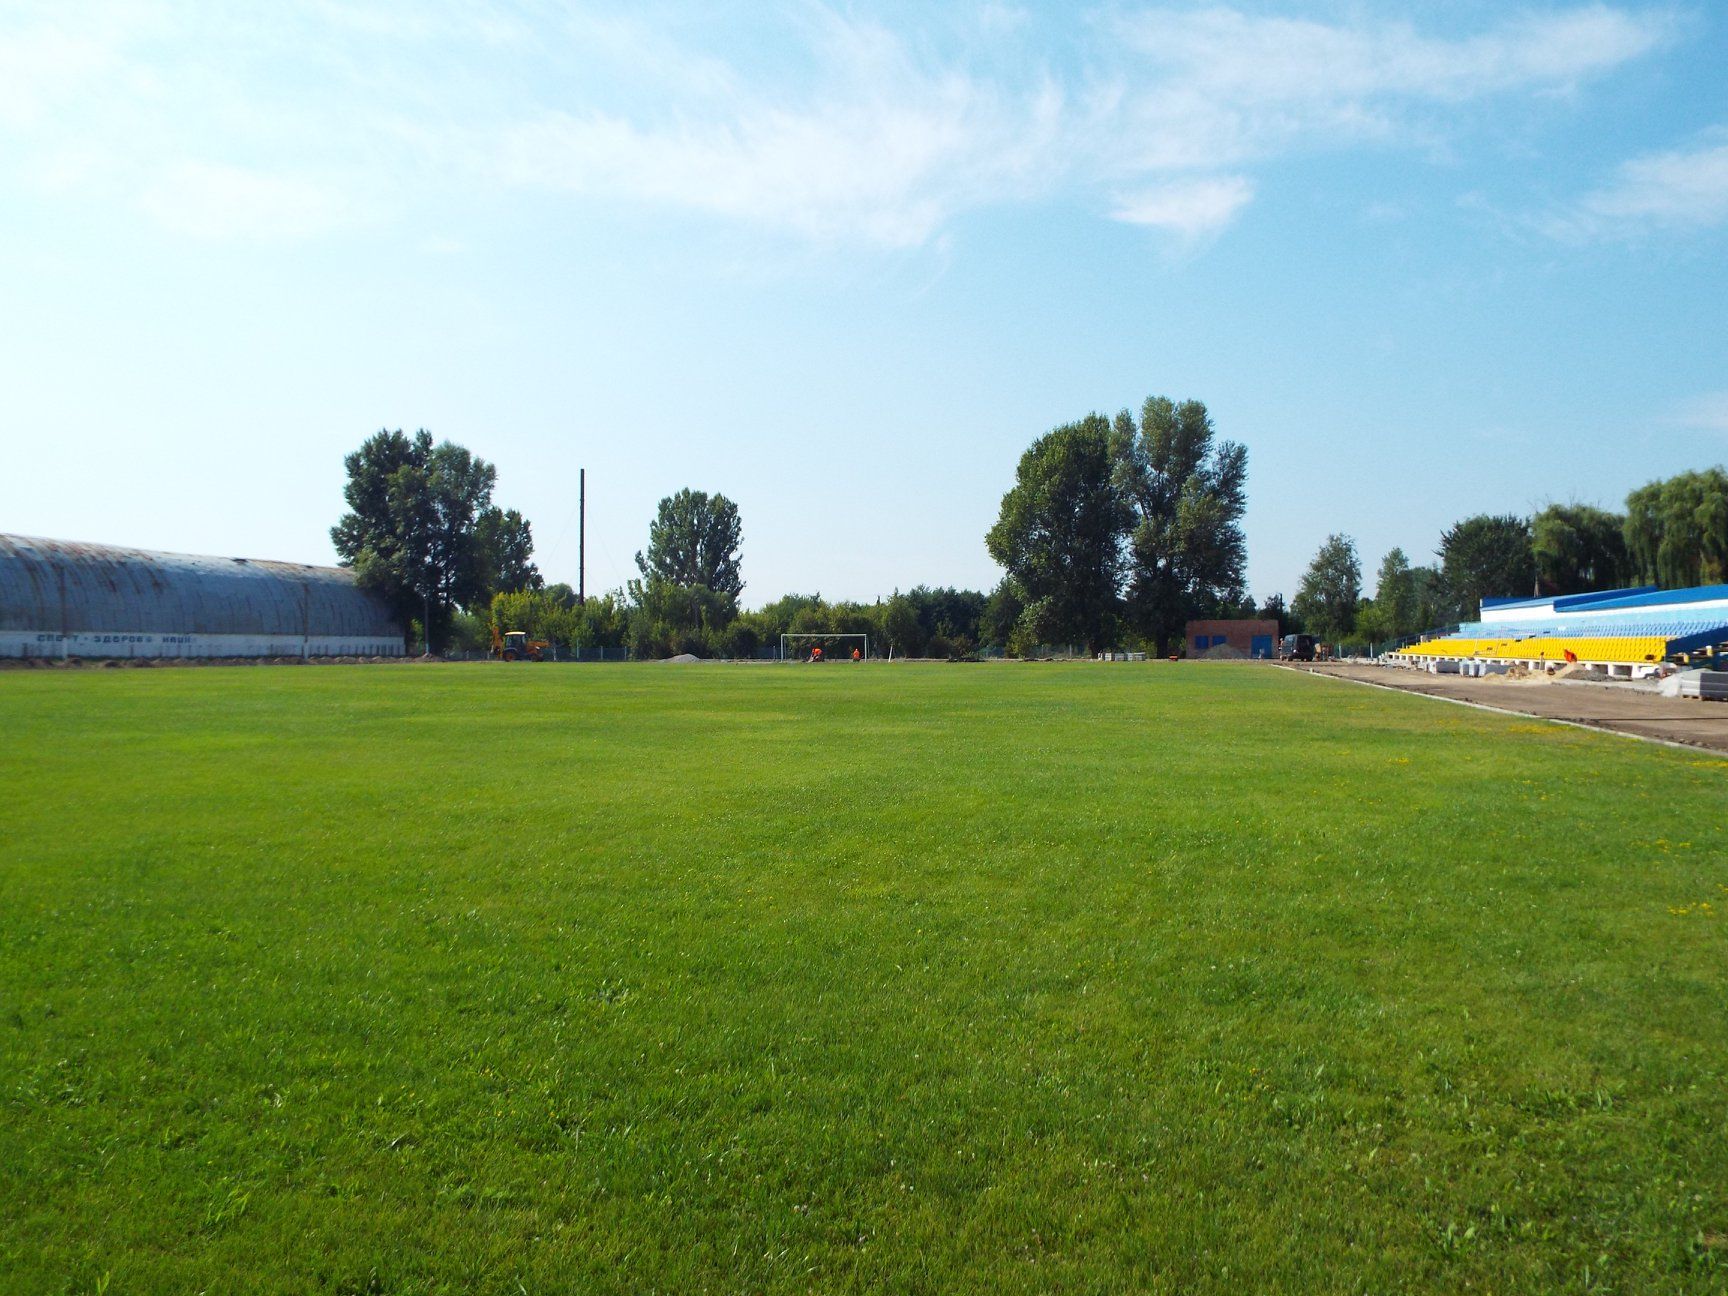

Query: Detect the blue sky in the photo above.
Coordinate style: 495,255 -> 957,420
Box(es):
2,1 -> 1725,604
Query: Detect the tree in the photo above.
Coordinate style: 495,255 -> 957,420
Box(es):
1625,469 -> 1728,588
906,585 -> 986,656
630,489 -> 745,653
1292,534 -> 1361,644
1353,596 -> 1388,646
715,620 -> 762,660
478,508 -> 542,594
1439,514 -> 1533,616
1368,547 -> 1418,641
881,592 -> 923,658
571,592 -> 631,657
982,578 -> 1025,651
1257,593 -> 1289,632
331,429 -> 534,652
1112,397 -> 1248,655
627,576 -> 734,657
636,489 -> 744,598
752,593 -> 824,637
489,589 -> 569,648
1354,551 -> 1422,648
1531,504 -> 1628,595
986,416 -> 1125,655
1409,564 -> 1450,631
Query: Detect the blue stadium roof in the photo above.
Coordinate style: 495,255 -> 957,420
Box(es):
1479,586 -> 1660,614
1572,584 -> 1728,611
1552,586 -> 1660,611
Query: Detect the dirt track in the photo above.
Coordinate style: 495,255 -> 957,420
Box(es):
1287,662 -> 1728,755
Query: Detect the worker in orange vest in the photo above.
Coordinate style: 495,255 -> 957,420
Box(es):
852,646 -> 862,662
811,645 -> 823,662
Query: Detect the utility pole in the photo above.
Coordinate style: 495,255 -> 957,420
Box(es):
578,468 -> 586,606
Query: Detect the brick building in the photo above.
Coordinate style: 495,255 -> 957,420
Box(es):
1185,618 -> 1279,659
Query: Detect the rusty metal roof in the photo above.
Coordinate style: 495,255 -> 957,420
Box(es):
0,533 -> 402,637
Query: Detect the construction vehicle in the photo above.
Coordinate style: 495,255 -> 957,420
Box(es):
490,626 -> 549,662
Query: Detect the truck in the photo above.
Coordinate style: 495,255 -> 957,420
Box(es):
1279,634 -> 1316,662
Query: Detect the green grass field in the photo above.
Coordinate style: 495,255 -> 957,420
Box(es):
3,662 -> 1726,1294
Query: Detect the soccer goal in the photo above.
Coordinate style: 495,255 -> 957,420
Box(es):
780,632 -> 870,661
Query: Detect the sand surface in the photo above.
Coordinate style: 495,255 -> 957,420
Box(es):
1287,662 -> 1728,755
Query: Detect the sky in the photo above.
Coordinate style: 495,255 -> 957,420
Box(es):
2,1 -> 1726,605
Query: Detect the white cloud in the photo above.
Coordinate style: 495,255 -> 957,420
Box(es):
1112,175 -> 1254,240
489,5 -> 1668,247
496,90 -> 1064,248
1098,4 -> 1671,172
0,3 -> 1678,249
1557,132 -> 1728,236
1675,391 -> 1728,433
0,1 -> 161,131
976,3 -> 1032,37
138,162 -> 361,241
492,10 -> 1069,247
0,26 -> 114,128
1112,5 -> 1663,105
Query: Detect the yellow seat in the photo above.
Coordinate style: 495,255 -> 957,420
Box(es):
1395,635 -> 1670,665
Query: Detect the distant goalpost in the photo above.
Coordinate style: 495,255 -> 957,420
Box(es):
780,632 -> 870,661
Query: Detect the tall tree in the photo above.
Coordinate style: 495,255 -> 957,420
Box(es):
636,489 -> 744,598
1532,504 -> 1629,595
630,489 -> 745,650
986,416 -> 1125,655
906,585 -> 987,652
628,574 -> 734,656
1355,550 -> 1422,647
331,429 -> 532,651
478,508 -> 542,594
1373,547 -> 1419,639
1112,396 -> 1249,655
1625,469 -> 1728,588
881,592 -> 924,659
982,578 -> 1025,651
1409,565 -> 1451,631
1292,534 -> 1361,643
1439,514 -> 1533,616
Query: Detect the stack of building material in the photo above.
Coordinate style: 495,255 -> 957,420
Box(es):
1660,670 -> 1728,701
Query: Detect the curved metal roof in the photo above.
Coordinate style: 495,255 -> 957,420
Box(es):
0,533 -> 401,637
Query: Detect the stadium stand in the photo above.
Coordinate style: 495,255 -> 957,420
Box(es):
1392,585 -> 1728,676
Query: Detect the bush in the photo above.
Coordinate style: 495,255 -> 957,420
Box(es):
447,611 -> 491,656
716,622 -> 761,660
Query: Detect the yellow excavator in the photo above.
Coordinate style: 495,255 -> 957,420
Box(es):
490,626 -> 549,662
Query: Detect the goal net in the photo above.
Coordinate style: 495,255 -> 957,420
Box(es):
780,632 -> 870,661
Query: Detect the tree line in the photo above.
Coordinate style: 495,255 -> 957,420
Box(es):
331,430 -> 1005,658
333,426 -> 1727,658
1287,467 -> 1728,647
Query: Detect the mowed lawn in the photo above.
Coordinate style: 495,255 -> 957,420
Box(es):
2,663 -> 1726,1295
